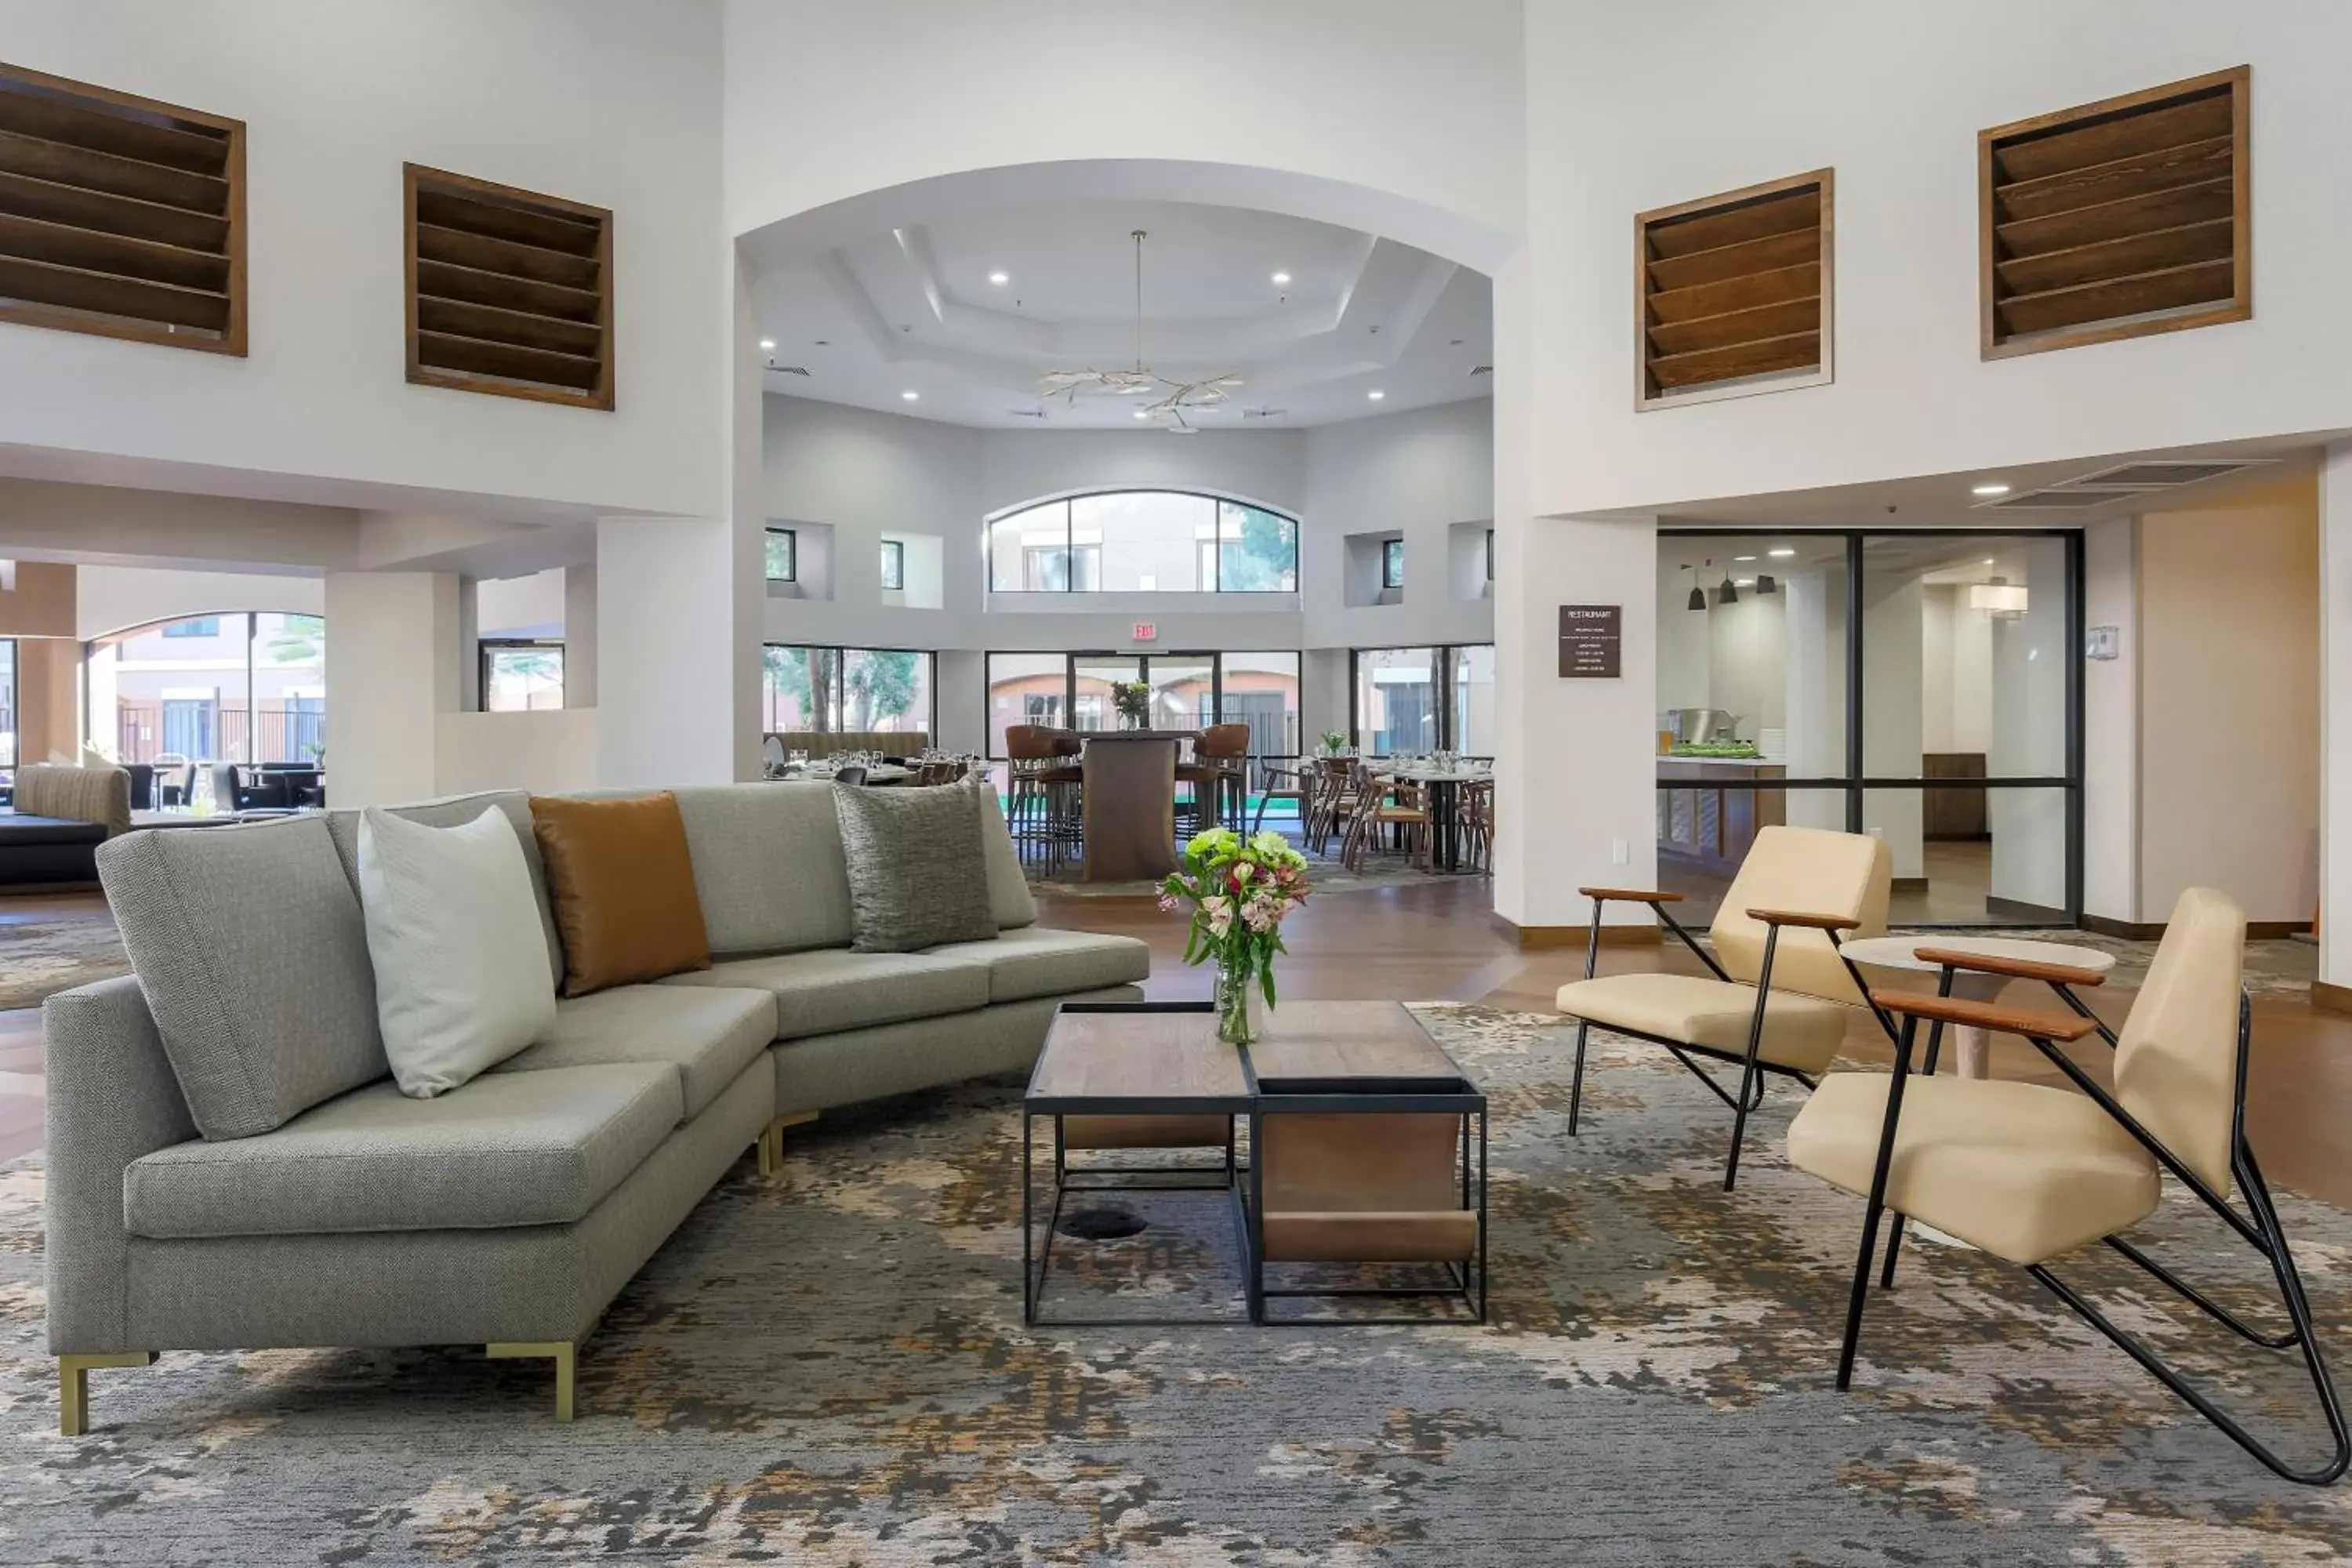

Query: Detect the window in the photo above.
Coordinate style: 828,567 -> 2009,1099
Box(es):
764,646 -> 935,741
1655,529 -> 2082,927
880,538 -> 905,592
986,652 -> 1301,761
987,492 -> 1298,594
481,641 -> 564,711
1485,528 -> 1496,583
1381,539 -> 1405,592
87,612 -> 328,764
1352,648 -> 1436,754
765,527 -> 797,583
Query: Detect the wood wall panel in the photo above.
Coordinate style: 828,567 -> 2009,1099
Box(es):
1636,170 -> 1832,410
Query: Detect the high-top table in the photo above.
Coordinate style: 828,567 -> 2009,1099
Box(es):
1079,731 -> 1192,882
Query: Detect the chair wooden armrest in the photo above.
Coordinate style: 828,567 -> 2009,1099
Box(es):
1911,947 -> 2106,988
1870,990 -> 2101,1043
1579,886 -> 1683,903
1744,907 -> 1860,931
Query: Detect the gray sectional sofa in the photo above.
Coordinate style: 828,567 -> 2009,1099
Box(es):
46,782 -> 1149,1432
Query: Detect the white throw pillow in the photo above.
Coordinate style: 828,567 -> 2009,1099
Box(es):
357,804 -> 557,1098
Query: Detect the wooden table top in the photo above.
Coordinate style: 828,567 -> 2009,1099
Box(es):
1029,1008 -> 1250,1104
1029,1001 -> 1465,1107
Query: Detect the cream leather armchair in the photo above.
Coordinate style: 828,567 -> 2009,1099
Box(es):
1788,887 -> 2347,1485
1553,826 -> 1895,1189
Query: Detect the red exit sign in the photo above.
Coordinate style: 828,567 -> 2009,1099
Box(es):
1132,621 -> 1157,642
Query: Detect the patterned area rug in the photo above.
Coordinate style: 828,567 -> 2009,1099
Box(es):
0,912 -> 131,1011
2,1007 -> 2349,1563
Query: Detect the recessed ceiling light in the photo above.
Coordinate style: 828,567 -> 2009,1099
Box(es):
757,338 -> 775,351
1984,557 -> 1998,565
1734,579 -> 1755,587
901,390 -> 920,401
1367,389 -> 1385,401
1132,408 -> 1149,420
1768,547 -> 1795,558
1972,481 -> 2012,497
1271,270 -> 1291,285
1734,555 -> 1757,562
988,270 -> 1009,286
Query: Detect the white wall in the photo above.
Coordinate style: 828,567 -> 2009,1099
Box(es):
0,0 -> 724,520
1526,2 -> 2352,519
2136,477 -> 2319,926
724,0 -> 1524,268
76,565 -> 322,641
437,710 -> 600,796
2082,517 -> 2140,925
475,568 -> 567,637
1300,398 -> 1495,652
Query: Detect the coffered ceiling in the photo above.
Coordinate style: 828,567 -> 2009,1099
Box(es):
754,200 -> 1492,430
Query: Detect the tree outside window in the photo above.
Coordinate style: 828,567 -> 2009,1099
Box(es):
1382,538 -> 1405,590
880,538 -> 905,592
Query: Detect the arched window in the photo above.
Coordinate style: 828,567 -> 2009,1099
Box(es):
987,491 -> 1298,595
86,612 -> 326,764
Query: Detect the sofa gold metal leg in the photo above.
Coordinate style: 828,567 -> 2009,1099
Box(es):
59,1352 -> 156,1436
758,1110 -> 818,1177
487,1341 -> 577,1421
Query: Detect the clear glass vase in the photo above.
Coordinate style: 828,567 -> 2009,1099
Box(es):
1214,953 -> 1260,1045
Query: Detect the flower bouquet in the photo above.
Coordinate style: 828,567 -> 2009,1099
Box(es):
1159,827 -> 1311,1044
1112,680 -> 1152,728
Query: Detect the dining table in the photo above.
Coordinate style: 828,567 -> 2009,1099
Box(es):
1374,763 -> 1494,873
781,762 -> 913,785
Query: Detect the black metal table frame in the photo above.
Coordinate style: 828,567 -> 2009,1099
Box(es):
1022,1002 -> 1489,1329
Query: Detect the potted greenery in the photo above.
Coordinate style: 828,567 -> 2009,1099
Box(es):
1319,730 -> 1348,757
1112,680 -> 1152,729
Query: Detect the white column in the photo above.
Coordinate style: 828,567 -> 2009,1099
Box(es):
2320,444 -> 2352,986
2079,515 -> 2139,927
1491,245 -> 1661,935
563,564 -> 599,709
593,246 -> 765,788
323,571 -> 459,806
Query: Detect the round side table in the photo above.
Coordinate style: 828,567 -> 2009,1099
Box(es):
1839,935 -> 2115,1078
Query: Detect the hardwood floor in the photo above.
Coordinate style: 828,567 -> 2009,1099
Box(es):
3,877 -> 2348,1210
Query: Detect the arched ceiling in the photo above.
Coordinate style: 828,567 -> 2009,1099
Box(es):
754,199 -> 1491,430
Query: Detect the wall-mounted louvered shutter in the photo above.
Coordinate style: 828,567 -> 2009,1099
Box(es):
1980,67 -> 2249,358
1636,169 -> 1831,411
405,164 -> 612,410
0,62 -> 242,354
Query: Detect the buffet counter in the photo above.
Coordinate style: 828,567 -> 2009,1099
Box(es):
1657,756 -> 1786,880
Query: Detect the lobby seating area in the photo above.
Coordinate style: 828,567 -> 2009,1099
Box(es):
6,3 -> 2352,1561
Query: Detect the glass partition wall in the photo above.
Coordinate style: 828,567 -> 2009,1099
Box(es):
1349,646 -> 1495,755
1657,530 -> 2081,927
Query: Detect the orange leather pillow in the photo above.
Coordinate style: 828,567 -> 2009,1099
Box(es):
528,793 -> 711,998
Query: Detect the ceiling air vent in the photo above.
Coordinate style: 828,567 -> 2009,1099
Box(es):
1982,489 -> 2126,510
1005,408 -> 1046,419
768,364 -> 811,377
1241,407 -> 1288,422
1468,365 -> 1493,377
1636,169 -> 1832,410
2056,459 -> 2267,489
1980,66 -> 2249,359
405,163 -> 612,409
0,61 -> 243,353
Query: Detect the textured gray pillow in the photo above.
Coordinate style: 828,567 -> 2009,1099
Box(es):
832,777 -> 999,953
96,815 -> 388,1140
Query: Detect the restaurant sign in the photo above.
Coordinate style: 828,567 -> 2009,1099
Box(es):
1558,604 -> 1622,677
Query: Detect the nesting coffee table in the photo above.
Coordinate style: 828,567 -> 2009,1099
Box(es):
1021,1000 -> 1487,1327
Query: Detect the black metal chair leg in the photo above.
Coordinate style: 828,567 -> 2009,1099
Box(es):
1878,1020 -> 1946,1290
1837,1202 -> 1886,1392
1567,1020 -> 1590,1137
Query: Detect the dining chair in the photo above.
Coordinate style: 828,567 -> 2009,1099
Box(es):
1340,771 -> 1431,873
1552,826 -> 1896,1189
1177,723 -> 1250,833
1786,887 -> 2347,1485
1251,756 -> 1311,837
1456,779 -> 1495,873
152,752 -> 191,808
1303,757 -> 1359,856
